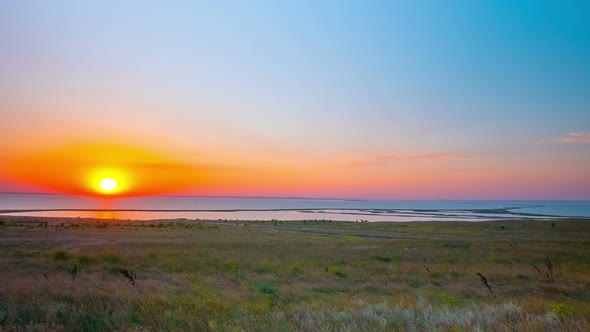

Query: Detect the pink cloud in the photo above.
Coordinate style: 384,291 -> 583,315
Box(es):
558,132 -> 590,144
539,132 -> 590,144
324,151 -> 471,169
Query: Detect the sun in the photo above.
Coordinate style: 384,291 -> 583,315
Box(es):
99,178 -> 118,192
90,169 -> 127,195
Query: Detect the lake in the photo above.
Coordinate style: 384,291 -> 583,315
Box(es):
1,193 -> 589,222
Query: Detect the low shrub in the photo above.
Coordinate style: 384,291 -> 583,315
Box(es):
53,250 -> 69,261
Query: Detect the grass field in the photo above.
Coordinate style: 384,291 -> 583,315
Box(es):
1,216 -> 589,331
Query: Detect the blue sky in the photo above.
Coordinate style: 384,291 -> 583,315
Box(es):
1,1 -> 589,198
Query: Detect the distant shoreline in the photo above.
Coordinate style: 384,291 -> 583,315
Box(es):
2,208 -> 587,223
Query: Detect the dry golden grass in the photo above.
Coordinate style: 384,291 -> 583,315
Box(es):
0,216 -> 589,331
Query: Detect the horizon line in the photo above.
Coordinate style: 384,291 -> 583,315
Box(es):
0,191 -> 588,202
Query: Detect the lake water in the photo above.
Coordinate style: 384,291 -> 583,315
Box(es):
1,193 -> 589,222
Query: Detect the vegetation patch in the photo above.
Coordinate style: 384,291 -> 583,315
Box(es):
256,282 -> 279,301
550,303 -> 575,319
428,290 -> 462,307
374,254 -> 401,263
442,242 -> 470,249
52,250 -> 69,261
327,266 -> 346,278
77,255 -> 91,265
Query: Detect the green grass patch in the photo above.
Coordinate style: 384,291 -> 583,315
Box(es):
374,254 -> 401,263
52,250 -> 69,261
327,266 -> 346,278
77,255 -> 91,265
256,282 -> 279,300
551,303 -> 575,319
428,290 -> 463,307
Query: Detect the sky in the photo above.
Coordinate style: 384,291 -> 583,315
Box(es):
0,0 -> 589,199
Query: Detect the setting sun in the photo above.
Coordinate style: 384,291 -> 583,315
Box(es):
99,178 -> 118,192
90,168 -> 130,195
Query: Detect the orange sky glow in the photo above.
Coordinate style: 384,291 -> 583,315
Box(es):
1,137 -> 588,199
4,142 -> 204,196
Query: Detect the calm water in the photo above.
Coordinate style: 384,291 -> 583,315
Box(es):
1,193 -> 589,222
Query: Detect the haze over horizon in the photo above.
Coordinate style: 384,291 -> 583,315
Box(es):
1,1 -> 589,200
